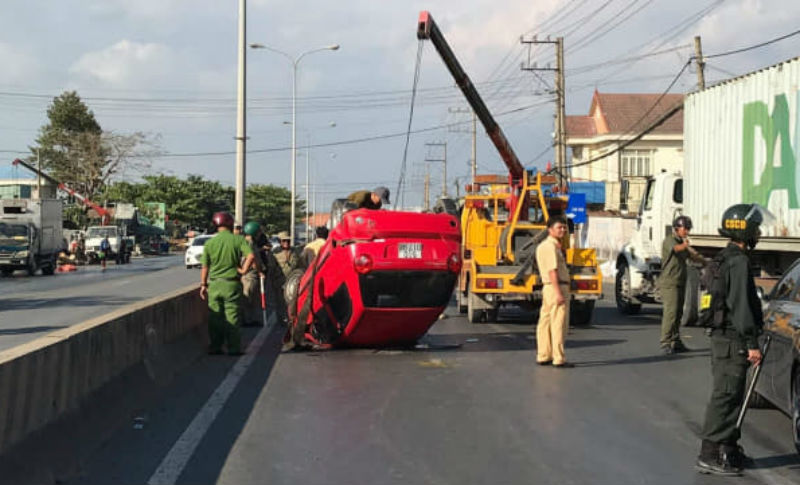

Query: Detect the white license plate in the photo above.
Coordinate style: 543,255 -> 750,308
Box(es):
398,242 -> 422,259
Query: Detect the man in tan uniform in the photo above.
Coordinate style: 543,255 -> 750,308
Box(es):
535,217 -> 573,368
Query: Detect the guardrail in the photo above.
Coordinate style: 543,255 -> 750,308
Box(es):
0,283 -> 207,455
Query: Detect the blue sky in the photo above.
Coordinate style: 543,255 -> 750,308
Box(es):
0,0 -> 798,211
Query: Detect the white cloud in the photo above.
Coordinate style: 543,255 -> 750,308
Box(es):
69,40 -> 172,87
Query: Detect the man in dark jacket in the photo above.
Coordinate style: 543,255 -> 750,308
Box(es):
696,204 -> 771,476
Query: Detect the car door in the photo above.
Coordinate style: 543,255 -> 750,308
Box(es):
761,261 -> 800,413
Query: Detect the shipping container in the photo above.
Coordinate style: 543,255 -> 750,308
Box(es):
684,56 -> 800,242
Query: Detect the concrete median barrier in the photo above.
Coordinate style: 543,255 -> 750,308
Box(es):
0,283 -> 207,456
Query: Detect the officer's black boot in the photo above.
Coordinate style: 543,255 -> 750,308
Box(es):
721,442 -> 752,468
696,440 -> 742,476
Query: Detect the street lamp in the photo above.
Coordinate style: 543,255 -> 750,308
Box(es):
250,42 -> 340,243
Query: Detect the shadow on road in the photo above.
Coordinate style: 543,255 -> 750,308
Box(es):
0,296 -> 139,311
411,332 -> 628,353
575,350 -> 710,368
0,325 -> 67,335
750,453 -> 800,470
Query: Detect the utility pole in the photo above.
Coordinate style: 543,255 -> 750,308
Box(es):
425,141 -> 447,197
423,168 -> 430,211
448,107 -> 478,187
694,35 -> 706,90
234,0 -> 247,225
522,36 -> 566,190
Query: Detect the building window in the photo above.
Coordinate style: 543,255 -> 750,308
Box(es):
621,149 -> 653,177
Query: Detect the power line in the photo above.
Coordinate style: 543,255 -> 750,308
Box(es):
703,27 -> 800,59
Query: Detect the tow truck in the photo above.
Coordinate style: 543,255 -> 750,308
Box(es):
417,11 -> 602,325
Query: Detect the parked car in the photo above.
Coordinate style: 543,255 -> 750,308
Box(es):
753,260 -> 800,454
185,234 -> 213,268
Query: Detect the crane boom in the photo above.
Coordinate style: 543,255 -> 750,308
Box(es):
11,158 -> 111,225
417,11 -> 526,182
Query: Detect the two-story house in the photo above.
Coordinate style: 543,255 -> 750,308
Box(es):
566,90 -> 684,211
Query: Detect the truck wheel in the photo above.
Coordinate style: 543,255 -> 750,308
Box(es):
42,264 -> 55,276
467,289 -> 482,324
457,277 -> 468,314
26,257 -> 37,276
571,300 -> 595,326
615,262 -> 641,315
1,269 -> 12,277
485,307 -> 499,323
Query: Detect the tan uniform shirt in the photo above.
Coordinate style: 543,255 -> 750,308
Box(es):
304,238 -> 326,257
536,235 -> 569,285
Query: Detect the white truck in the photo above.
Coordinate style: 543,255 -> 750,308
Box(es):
85,225 -> 131,264
0,198 -> 63,276
615,56 -> 800,319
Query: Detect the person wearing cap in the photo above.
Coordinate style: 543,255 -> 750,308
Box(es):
273,231 -> 306,323
347,186 -> 391,210
200,212 -> 255,355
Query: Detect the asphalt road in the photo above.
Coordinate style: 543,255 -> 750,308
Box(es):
0,255 -> 197,352
55,291 -> 800,485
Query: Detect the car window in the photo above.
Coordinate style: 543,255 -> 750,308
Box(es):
672,179 -> 683,204
772,262 -> 800,301
192,237 -> 210,247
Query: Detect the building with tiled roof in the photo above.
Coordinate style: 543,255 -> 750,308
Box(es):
566,90 -> 684,211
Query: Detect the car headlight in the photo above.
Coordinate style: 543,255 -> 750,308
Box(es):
15,250 -> 29,258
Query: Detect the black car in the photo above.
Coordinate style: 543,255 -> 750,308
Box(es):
754,260 -> 800,454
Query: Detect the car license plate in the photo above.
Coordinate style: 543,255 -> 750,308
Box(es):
398,242 -> 422,259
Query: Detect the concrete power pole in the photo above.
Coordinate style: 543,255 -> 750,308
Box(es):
425,141 -> 448,198
522,36 -> 566,190
694,36 -> 706,90
471,112 -> 477,186
424,168 -> 430,211
234,0 -> 247,225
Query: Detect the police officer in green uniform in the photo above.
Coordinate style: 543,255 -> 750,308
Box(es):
199,212 -> 254,355
696,204 -> 772,476
659,215 -> 696,354
346,186 -> 390,209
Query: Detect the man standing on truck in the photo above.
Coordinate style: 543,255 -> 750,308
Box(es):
658,215 -> 696,354
199,212 -> 255,356
535,217 -> 573,368
347,186 -> 390,210
696,204 -> 771,476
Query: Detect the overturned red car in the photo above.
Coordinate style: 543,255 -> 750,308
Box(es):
285,206 -> 461,348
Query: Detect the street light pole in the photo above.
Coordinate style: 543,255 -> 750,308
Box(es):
234,0 -> 246,225
250,43 -> 339,243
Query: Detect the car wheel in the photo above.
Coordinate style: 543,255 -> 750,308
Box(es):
615,261 -> 641,315
570,300 -> 595,327
793,369 -> 800,455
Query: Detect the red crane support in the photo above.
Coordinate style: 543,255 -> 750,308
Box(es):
11,158 -> 111,225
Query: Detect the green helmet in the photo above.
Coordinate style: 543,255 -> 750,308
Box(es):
718,203 -> 772,249
243,221 -> 261,236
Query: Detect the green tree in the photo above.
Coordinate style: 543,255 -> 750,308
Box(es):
29,91 -> 158,203
246,184 -> 304,234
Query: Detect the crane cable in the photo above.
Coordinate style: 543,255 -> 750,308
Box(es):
395,40 -> 424,210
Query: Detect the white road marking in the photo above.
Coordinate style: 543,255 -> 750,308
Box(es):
146,315 -> 276,485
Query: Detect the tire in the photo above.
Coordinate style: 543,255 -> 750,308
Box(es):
485,308 -> 499,323
186,265 -> 192,269
1,268 -> 13,277
615,261 -> 642,315
41,263 -> 55,276
571,300 -> 595,327
26,257 -> 37,276
457,277 -> 468,314
467,289 -> 482,324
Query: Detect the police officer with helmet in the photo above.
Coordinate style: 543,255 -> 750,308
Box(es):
659,215 -> 703,354
696,203 -> 773,476
199,212 -> 255,355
